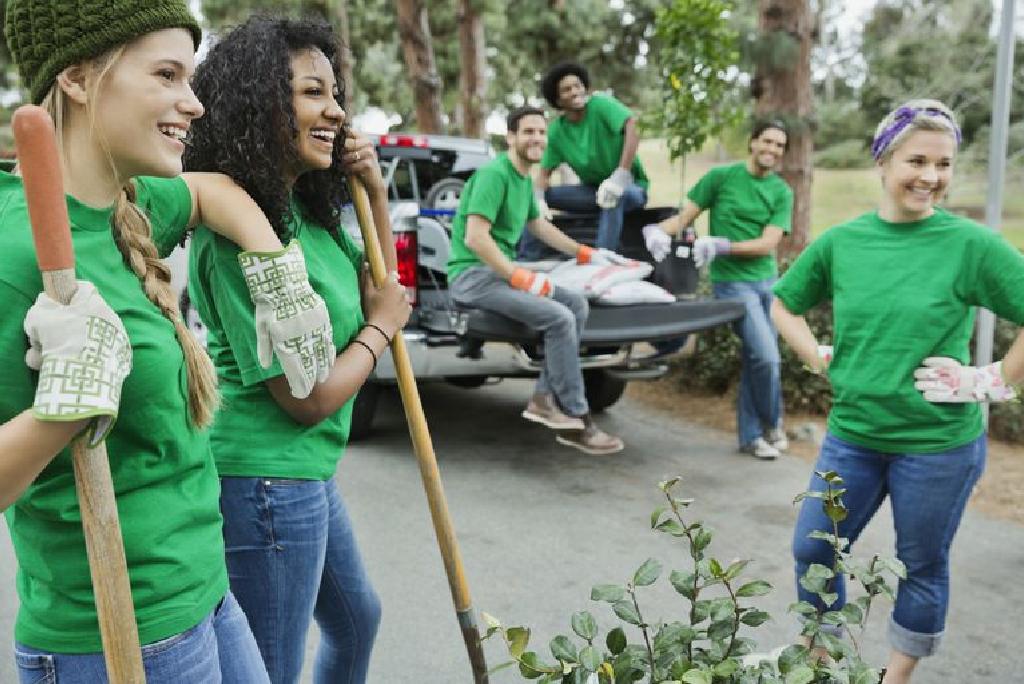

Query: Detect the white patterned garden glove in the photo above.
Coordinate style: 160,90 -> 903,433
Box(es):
596,168 -> 632,209
913,357 -> 1016,403
24,281 -> 132,447
589,248 -> 635,266
693,236 -> 732,268
641,224 -> 671,262
238,241 -> 335,399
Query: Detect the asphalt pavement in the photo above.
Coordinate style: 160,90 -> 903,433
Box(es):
2,379 -> 1022,683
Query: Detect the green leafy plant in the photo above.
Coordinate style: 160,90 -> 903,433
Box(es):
483,474 -> 904,683
645,0 -> 746,161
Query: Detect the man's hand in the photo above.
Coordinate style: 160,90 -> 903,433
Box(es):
534,190 -> 553,220
576,245 -> 633,266
510,267 -> 553,297
641,224 -> 671,262
24,281 -> 132,447
693,236 -> 731,268
913,357 -> 1016,403
596,168 -> 632,209
239,241 -> 335,399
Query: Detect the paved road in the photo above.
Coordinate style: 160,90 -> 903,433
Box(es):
2,380 -> 1022,683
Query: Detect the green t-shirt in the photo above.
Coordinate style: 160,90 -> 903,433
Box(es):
0,172 -> 227,653
773,209 -> 1024,453
687,162 -> 793,282
541,93 -> 649,191
189,201 -> 364,479
447,153 -> 540,280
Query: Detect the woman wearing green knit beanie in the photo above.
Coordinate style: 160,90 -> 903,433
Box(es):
0,1 -> 342,681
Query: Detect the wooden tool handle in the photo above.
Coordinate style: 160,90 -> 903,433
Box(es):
13,105 -> 146,684
348,175 -> 489,682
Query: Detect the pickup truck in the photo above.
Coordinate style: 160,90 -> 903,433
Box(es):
340,134 -> 744,439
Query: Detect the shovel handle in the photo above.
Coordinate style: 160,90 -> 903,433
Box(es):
13,105 -> 146,684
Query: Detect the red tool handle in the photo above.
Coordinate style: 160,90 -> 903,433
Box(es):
12,106 -> 75,275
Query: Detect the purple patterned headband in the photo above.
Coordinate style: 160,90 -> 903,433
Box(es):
870,106 -> 962,161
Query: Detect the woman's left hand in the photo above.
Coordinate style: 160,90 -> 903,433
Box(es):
342,132 -> 384,192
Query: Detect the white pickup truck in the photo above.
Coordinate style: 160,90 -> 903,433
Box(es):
340,134 -> 744,439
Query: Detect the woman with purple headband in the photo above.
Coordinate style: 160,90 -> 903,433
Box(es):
771,99 -> 1024,682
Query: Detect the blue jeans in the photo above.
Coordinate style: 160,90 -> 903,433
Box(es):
451,266 -> 590,416
518,183 -> 648,259
792,433 -> 986,658
712,278 -> 782,447
15,592 -> 268,683
220,477 -> 381,684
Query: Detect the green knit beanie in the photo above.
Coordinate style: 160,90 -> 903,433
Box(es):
4,0 -> 203,105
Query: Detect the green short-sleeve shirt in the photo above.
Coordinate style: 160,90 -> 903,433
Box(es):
773,209 -> 1024,453
0,172 -> 228,653
447,153 -> 539,280
541,93 -> 649,190
188,201 -> 365,479
687,163 -> 793,282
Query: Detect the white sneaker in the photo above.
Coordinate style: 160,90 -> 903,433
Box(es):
740,437 -> 780,461
766,427 -> 789,452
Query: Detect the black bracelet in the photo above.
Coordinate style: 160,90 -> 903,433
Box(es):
364,322 -> 392,345
351,338 -> 378,369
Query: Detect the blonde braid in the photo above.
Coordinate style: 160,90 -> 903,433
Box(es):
110,184 -> 219,428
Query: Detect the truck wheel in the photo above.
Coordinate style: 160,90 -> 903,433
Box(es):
349,382 -> 380,441
424,177 -> 465,222
583,369 -> 627,413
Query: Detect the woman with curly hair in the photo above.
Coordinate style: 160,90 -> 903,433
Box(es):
0,0 -> 336,681
773,99 -> 1024,682
185,15 -> 411,684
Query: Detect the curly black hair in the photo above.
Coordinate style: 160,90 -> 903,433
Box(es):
184,15 -> 351,241
540,62 -> 590,109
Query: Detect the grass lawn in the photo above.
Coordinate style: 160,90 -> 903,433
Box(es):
638,139 -> 1024,248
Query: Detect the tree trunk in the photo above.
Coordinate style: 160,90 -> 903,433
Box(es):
395,0 -> 445,134
457,0 -> 487,138
328,0 -> 356,111
754,0 -> 814,259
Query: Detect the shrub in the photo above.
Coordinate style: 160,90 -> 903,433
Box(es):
483,475 -> 901,683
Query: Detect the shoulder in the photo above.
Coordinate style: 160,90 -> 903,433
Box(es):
767,173 -> 793,196
0,174 -> 45,300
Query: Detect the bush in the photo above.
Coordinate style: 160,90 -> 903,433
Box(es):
814,140 -> 873,170
670,274 -> 1024,442
484,475 -> 900,683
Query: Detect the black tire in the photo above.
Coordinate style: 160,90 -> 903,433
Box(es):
583,369 -> 627,413
348,382 -> 380,441
424,177 -> 466,222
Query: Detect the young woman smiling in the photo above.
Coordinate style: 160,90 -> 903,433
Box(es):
771,100 -> 1024,683
0,0 -> 339,681
185,16 -> 410,684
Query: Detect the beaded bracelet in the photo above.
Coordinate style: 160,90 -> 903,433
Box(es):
364,322 -> 392,345
351,339 -> 378,369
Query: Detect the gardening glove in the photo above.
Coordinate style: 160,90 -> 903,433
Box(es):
810,345 -> 833,376
238,241 -> 335,399
641,224 -> 672,262
913,357 -> 1016,403
24,281 -> 132,447
576,245 -> 634,267
595,167 -> 632,209
693,236 -> 732,268
509,267 -> 553,298
534,189 -> 552,221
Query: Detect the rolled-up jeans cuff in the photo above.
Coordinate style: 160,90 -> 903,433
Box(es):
889,615 -> 943,658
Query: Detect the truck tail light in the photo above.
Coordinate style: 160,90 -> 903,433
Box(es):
394,231 -> 418,306
379,134 -> 429,148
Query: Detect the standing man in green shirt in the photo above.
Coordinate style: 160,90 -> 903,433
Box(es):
519,62 -> 649,259
643,121 -> 794,460
448,106 -> 625,455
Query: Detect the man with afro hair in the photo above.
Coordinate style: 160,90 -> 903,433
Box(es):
523,62 -> 649,258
